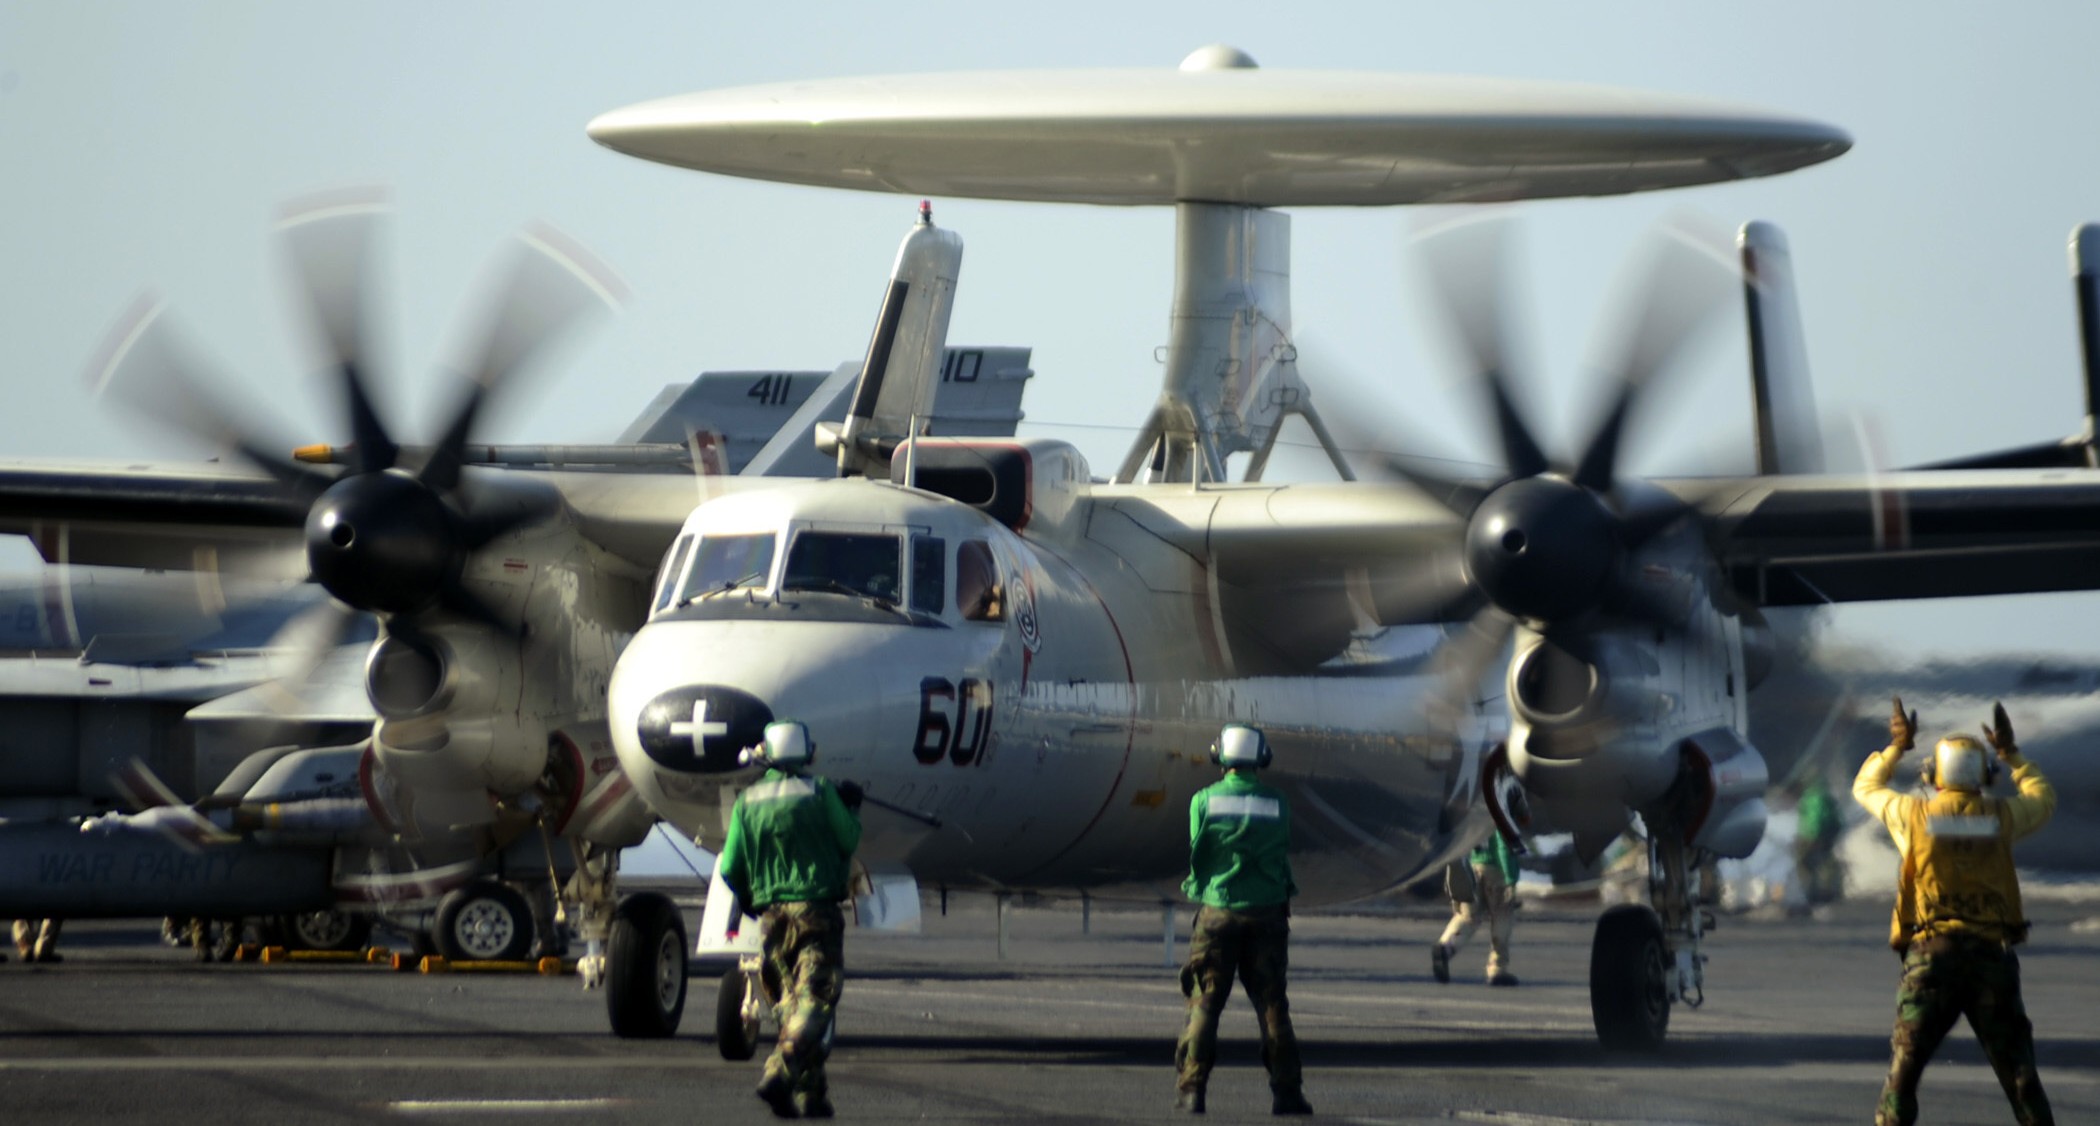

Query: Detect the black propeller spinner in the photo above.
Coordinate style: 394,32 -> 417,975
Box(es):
94,190 -> 618,647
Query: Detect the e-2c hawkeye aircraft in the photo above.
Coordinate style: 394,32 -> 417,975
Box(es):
9,50 -> 2100,1055
584,48 -> 2100,1051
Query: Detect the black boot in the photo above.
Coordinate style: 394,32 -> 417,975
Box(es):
755,1073 -> 799,1119
1272,1087 -> 1314,1115
1174,1087 -> 1206,1114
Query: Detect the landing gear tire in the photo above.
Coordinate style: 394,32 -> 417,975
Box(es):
1591,904 -> 1671,1051
716,969 -> 762,1060
276,910 -> 372,953
433,880 -> 534,963
606,892 -> 686,1039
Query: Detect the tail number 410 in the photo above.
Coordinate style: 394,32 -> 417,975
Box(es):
915,677 -> 993,766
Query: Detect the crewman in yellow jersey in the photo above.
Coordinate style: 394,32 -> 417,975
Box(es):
1855,698 -> 2055,1126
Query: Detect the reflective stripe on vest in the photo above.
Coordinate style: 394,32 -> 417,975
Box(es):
745,777 -> 816,805
1207,794 -> 1280,820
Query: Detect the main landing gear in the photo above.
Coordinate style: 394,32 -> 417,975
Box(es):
1589,815 -> 1714,1051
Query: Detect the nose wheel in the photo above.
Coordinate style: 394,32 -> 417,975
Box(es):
716,957 -> 767,1060
1590,904 -> 1670,1049
1589,818 -> 1713,1051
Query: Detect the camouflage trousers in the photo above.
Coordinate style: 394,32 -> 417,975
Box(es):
1877,933 -> 2052,1126
1175,904 -> 1303,1096
759,901 -> 845,1099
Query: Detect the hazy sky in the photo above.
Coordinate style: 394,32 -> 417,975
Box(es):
3,1 -> 2099,658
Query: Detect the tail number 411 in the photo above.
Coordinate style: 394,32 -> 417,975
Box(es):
915,677 -> 993,766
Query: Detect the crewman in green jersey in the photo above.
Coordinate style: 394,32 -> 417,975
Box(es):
717,720 -> 863,1119
1174,724 -> 1312,1116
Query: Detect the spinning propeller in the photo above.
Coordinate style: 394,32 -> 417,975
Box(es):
1366,214 -> 1740,711
90,191 -> 622,670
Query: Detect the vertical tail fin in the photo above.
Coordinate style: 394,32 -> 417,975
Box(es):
1739,221 -> 1824,475
824,202 -> 964,478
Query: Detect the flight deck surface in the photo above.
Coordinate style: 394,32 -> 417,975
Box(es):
4,896 -> 2096,1124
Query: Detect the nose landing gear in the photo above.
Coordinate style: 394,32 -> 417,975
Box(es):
1589,813 -> 1716,1050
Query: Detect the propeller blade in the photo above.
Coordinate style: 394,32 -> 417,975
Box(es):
261,598 -> 368,712
1424,607 -> 1515,728
110,756 -> 185,813
1574,215 -> 1738,492
1611,482 -> 1692,548
455,478 -> 563,551
278,190 -> 399,475
1410,212 -> 1549,478
421,223 -> 625,492
87,296 -> 331,497
1373,455 -> 1487,520
1367,548 -> 1487,625
1288,338 -> 1491,514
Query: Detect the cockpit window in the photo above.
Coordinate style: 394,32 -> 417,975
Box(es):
956,539 -> 1003,622
677,533 -> 777,605
911,536 -> 946,615
653,535 -> 694,612
783,532 -> 902,604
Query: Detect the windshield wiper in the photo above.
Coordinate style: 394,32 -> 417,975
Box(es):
676,572 -> 769,609
782,578 -> 903,612
782,578 -> 864,599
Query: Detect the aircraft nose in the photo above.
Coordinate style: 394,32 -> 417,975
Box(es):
633,685 -> 775,774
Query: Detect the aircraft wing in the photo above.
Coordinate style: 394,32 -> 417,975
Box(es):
0,458 -> 711,578
1682,469 -> 2100,606
1094,469 -> 2100,622
0,459 -> 310,577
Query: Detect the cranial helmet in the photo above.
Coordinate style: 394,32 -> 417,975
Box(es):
1211,724 -> 1272,769
755,720 -> 815,768
1923,733 -> 1996,792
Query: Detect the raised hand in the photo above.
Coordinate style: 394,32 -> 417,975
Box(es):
1982,702 -> 2018,760
1889,695 -> 1919,752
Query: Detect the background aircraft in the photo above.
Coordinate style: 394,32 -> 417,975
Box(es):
0,309 -> 1031,965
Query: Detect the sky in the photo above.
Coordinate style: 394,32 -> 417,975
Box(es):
3,1 -> 2100,659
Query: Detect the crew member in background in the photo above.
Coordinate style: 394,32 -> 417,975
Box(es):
1792,774 -> 1846,909
1856,698 -> 2055,1126
717,720 -> 862,1120
1174,724 -> 1313,1116
12,918 -> 60,963
1433,830 -> 1519,986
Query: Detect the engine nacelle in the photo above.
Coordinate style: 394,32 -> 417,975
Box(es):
364,623 -> 543,801
1677,728 -> 1770,859
1507,631 -> 1661,758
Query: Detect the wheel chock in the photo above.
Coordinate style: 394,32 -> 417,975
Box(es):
442,958 -> 562,973
389,952 -> 419,972
364,946 -> 392,964
260,946 -> 290,964
233,944 -> 262,963
419,955 -> 450,973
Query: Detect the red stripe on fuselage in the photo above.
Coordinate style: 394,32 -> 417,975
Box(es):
1011,539 -> 1136,882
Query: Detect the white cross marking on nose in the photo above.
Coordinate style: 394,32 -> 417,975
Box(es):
668,700 -> 730,749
